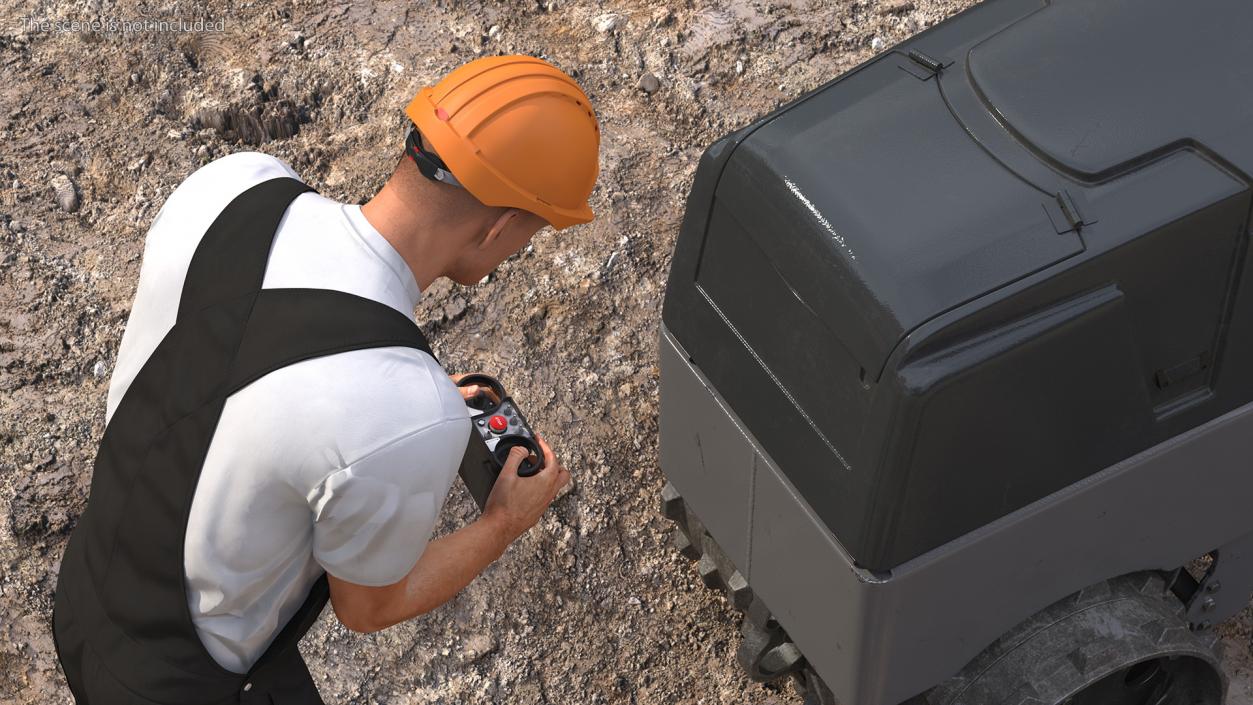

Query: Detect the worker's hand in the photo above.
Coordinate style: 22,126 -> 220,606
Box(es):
450,373 -> 500,405
483,434 -> 570,540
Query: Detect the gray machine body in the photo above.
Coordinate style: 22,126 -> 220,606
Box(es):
662,328 -> 1253,705
658,0 -> 1253,703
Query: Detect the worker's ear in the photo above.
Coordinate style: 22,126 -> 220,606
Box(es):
479,208 -> 520,249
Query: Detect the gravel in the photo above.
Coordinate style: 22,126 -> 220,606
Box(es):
1,1 -> 1249,704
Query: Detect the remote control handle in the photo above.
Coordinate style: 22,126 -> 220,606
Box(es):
496,437 -> 545,477
455,373 -> 506,402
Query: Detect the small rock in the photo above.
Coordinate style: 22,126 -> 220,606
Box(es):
593,13 -> 624,33
92,361 -> 106,378
871,36 -> 886,52
51,174 -> 79,213
878,0 -> 916,15
735,60 -> 744,75
153,89 -> 173,115
462,633 -> 496,661
8,219 -> 24,234
627,596 -> 642,607
487,25 -> 501,39
444,297 -> 468,320
637,72 -> 661,94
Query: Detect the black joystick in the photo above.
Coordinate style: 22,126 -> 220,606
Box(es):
455,374 -> 545,510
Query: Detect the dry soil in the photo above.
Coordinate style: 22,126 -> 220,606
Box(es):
2,1 -> 1251,704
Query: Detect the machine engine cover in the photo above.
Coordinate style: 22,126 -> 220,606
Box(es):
662,0 -> 1253,571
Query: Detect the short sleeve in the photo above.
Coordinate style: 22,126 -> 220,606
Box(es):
305,415 -> 469,586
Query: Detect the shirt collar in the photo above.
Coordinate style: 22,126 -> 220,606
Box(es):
340,204 -> 423,311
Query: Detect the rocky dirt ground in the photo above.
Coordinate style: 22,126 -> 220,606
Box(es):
1,1 -> 1251,704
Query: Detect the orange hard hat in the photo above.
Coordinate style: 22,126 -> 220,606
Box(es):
405,55 -> 600,230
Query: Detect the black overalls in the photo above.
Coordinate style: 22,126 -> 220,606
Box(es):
52,177 -> 435,704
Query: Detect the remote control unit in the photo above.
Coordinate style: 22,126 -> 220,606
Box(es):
455,374 -> 544,510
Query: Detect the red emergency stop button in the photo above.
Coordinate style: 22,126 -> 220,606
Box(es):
488,415 -> 508,432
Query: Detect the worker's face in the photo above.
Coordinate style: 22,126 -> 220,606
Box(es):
448,209 -> 550,286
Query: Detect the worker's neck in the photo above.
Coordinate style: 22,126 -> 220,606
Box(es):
360,180 -> 458,293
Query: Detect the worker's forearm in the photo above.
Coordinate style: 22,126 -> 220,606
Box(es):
374,511 -> 518,629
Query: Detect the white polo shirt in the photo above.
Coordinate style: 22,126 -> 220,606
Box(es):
104,152 -> 471,673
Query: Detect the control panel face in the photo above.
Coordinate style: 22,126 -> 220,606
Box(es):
471,399 -> 536,453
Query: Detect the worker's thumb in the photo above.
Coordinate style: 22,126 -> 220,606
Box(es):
503,445 -> 529,472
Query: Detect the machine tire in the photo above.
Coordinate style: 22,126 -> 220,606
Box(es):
926,572 -> 1227,705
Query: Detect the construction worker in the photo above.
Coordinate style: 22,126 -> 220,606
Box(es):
51,55 -> 598,704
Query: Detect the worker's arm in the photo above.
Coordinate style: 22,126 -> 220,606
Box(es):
326,439 -> 570,633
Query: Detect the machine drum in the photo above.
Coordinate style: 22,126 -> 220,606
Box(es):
926,573 -> 1226,705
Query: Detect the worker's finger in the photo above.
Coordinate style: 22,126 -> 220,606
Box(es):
452,373 -> 501,403
534,434 -> 558,471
